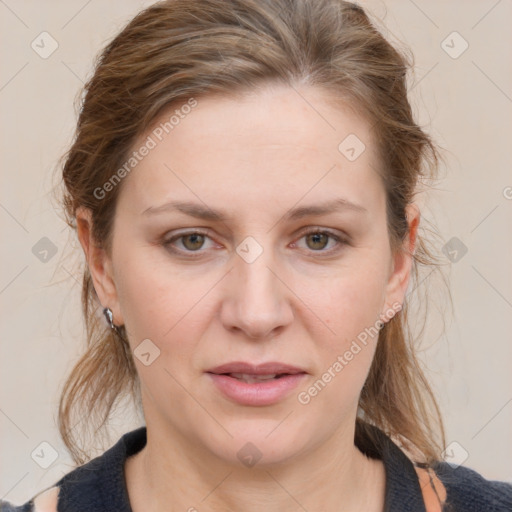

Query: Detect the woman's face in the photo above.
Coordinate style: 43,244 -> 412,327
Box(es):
83,83 -> 417,466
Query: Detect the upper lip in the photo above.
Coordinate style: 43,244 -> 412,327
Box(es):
207,361 -> 307,375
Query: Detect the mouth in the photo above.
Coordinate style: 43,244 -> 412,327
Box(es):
206,361 -> 307,376
213,372 -> 301,383
205,362 -> 307,406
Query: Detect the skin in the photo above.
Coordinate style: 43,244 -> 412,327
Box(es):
32,486 -> 59,512
76,83 -> 419,512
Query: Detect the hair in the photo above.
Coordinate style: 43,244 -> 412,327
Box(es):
56,0 -> 450,466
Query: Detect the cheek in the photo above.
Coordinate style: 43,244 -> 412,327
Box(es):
315,261 -> 388,337
113,243 -> 220,377
112,242 -> 187,344
299,278 -> 385,417
302,259 -> 388,395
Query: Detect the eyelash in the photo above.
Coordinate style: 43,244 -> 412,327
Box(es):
162,228 -> 349,258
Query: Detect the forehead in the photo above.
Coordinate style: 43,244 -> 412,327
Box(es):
118,83 -> 384,218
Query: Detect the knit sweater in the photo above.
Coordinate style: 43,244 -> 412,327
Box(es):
1,426 -> 511,511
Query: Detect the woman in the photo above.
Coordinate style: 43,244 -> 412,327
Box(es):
2,0 -> 511,511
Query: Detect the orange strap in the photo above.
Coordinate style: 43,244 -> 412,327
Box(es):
414,466 -> 447,512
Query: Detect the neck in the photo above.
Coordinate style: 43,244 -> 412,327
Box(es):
125,419 -> 386,512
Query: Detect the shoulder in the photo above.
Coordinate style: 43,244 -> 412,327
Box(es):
0,427 -> 146,512
32,486 -> 59,512
434,462 -> 512,511
361,423 -> 512,512
0,486 -> 59,512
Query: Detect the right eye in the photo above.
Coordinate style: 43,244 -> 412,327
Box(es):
162,230 -> 217,256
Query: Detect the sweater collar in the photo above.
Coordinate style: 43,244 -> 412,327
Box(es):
56,424 -> 426,512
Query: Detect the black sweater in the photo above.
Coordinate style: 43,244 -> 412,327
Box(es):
1,426 -> 511,511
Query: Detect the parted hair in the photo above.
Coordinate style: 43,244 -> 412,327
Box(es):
57,0 -> 449,466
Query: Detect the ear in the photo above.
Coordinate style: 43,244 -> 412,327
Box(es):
381,203 -> 420,322
75,206 -> 124,326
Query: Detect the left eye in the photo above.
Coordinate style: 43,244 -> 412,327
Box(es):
293,229 -> 346,253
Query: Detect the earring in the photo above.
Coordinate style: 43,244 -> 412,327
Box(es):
103,307 -> 118,331
103,307 -> 127,344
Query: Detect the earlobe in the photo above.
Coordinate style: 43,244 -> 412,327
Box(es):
75,206 -> 123,325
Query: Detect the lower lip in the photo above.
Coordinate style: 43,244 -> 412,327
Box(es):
207,373 -> 307,406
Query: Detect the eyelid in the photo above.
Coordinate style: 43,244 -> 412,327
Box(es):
162,228 -> 215,249
295,226 -> 350,243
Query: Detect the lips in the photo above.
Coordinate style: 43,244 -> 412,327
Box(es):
206,361 -> 307,379
206,361 -> 307,405
228,373 -> 283,383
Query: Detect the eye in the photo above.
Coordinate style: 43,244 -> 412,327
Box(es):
293,228 -> 348,254
163,230 -> 215,255
162,228 -> 348,258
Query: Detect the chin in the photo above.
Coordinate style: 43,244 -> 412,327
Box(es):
204,419 -> 312,468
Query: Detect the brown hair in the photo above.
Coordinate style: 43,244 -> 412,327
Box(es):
56,0 -> 450,466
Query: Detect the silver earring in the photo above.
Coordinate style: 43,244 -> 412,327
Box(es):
103,307 -> 126,343
103,307 -> 117,330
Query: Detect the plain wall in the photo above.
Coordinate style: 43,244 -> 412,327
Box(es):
1,0 -> 511,504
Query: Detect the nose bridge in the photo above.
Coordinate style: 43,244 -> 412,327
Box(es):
237,236 -> 275,294
223,234 -> 292,338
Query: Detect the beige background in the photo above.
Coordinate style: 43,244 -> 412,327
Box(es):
1,0 -> 511,504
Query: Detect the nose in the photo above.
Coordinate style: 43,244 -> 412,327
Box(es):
219,238 -> 294,340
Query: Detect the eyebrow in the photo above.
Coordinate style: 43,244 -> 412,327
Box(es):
142,198 -> 368,221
